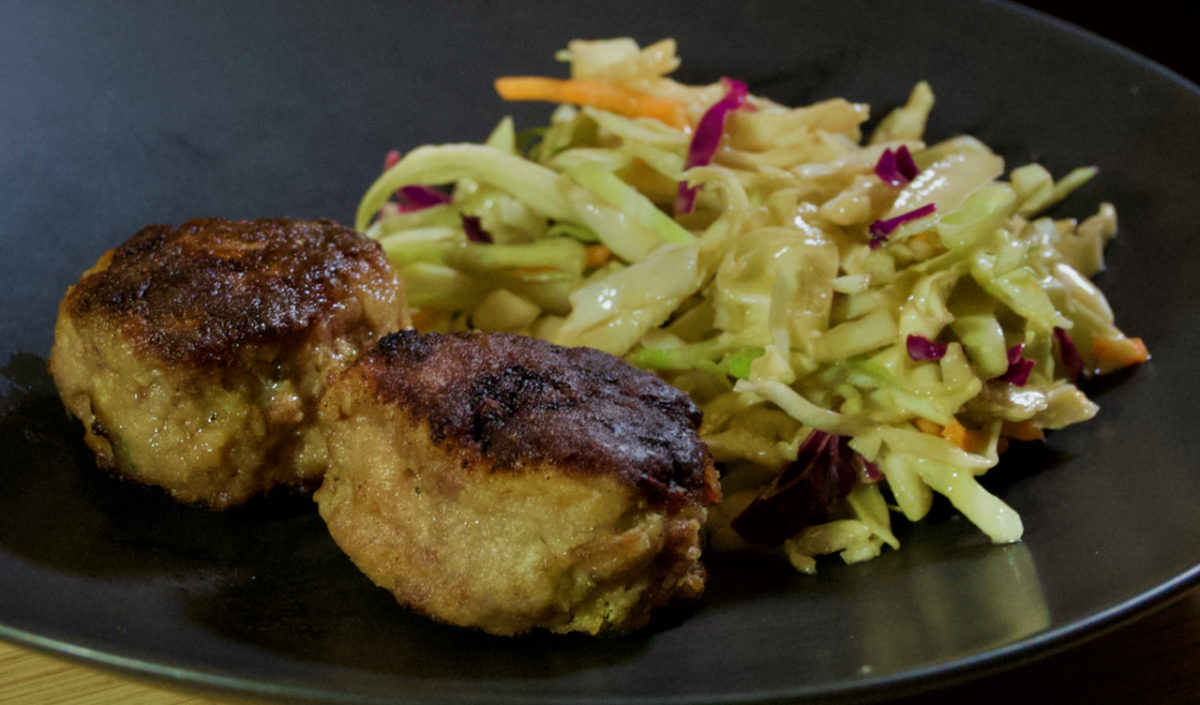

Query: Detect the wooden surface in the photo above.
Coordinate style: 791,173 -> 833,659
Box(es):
2,586 -> 1198,704
2,2 -> 1195,704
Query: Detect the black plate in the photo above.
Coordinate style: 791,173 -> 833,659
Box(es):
2,2 -> 1199,703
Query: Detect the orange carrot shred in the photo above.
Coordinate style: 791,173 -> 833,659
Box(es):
409,308 -> 441,332
940,419 -> 969,449
1091,334 -> 1150,374
945,419 -> 992,453
494,76 -> 690,128
585,243 -> 612,268
1002,420 -> 1045,442
916,418 -> 990,453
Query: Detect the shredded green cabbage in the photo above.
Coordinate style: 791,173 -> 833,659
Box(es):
357,38 -> 1144,572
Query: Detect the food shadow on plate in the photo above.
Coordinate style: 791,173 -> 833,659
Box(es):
1077,363 -> 1145,400
698,437 -> 1067,610
0,352 -> 316,579
176,538 -> 660,681
0,349 -> 1055,682
696,449 -> 1058,676
0,352 -> 654,679
701,528 -> 1051,679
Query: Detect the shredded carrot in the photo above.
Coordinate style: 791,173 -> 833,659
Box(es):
939,419 -> 969,448
943,419 -> 991,453
1002,420 -> 1045,442
494,76 -> 690,128
703,465 -> 723,505
1091,335 -> 1149,374
409,308 -> 442,332
914,418 -> 989,453
585,243 -> 612,268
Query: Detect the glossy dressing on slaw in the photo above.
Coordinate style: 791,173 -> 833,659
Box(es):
356,38 -> 1146,572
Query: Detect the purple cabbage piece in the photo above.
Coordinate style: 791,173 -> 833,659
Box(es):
874,145 -> 920,186
997,342 -> 1035,386
730,430 -> 872,546
399,185 -> 453,209
859,458 -> 882,483
906,334 -> 948,361
382,150 -> 454,212
675,78 -> 750,215
1053,327 -> 1085,383
868,203 -> 937,249
461,214 -> 493,244
896,146 -> 919,181
875,149 -> 900,185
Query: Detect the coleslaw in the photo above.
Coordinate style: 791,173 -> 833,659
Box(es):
355,38 -> 1147,572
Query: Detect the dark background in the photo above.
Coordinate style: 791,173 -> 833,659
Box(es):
1016,3 -> 1192,81
893,6 -> 1200,703
1,2 -> 1198,705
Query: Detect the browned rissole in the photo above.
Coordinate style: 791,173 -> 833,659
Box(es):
314,330 -> 721,635
49,217 -> 409,508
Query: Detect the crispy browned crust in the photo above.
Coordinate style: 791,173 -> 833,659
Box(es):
64,218 -> 397,366
354,330 -> 720,510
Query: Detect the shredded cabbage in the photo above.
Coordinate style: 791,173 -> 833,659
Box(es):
357,38 -> 1146,572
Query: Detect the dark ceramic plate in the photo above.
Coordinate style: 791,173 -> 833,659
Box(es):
2,1 -> 1199,703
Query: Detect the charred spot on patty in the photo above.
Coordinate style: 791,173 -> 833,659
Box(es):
362,330 -> 717,509
50,217 -> 410,508
314,329 -> 720,635
65,218 -> 396,367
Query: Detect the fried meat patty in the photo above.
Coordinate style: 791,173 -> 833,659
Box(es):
49,218 -> 409,508
314,330 -> 721,635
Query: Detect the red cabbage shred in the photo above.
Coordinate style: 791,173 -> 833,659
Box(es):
868,203 -> 937,249
675,78 -> 750,215
461,214 -> 494,243
1053,327 -> 1085,382
906,334 -> 948,361
399,185 -> 453,209
730,430 -> 874,546
383,150 -> 453,212
874,145 -> 920,186
997,343 -> 1035,386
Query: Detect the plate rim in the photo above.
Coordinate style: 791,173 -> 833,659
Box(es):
4,0 -> 1200,702
3,566 -> 1199,705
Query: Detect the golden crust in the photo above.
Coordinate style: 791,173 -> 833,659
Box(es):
62,218 -> 402,367
49,218 -> 410,508
314,331 -> 718,635
358,330 -> 721,510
